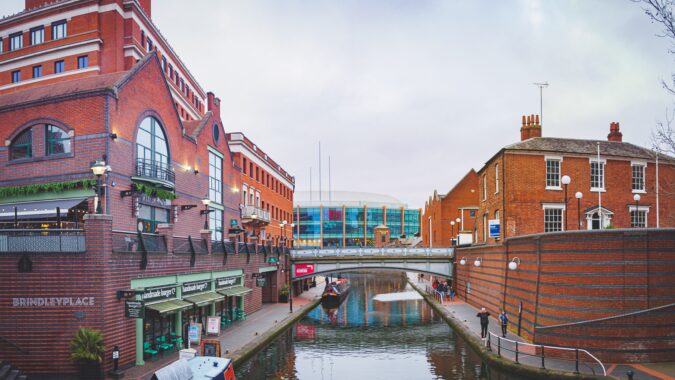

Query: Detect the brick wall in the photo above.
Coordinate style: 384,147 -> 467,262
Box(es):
455,228 -> 675,362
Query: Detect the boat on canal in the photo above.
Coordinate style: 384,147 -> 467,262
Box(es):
321,277 -> 350,308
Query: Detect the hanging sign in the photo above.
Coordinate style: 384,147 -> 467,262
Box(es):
142,286 -> 177,303
215,276 -> 242,289
256,277 -> 266,287
294,264 -> 315,277
182,280 -> 211,296
125,300 -> 145,318
268,256 -> 278,264
489,219 -> 500,238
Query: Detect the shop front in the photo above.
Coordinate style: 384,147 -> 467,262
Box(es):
215,272 -> 251,324
181,279 -> 223,336
259,265 -> 279,304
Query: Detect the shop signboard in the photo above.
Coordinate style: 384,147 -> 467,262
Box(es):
489,219 -> 500,238
141,286 -> 176,303
256,277 -> 266,287
182,280 -> 211,296
215,276 -> 242,289
268,257 -> 278,264
188,324 -> 201,344
206,316 -> 220,335
294,264 -> 315,278
124,300 -> 145,318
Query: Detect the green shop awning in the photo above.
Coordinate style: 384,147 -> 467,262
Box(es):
217,286 -> 252,297
146,299 -> 192,314
183,292 -> 224,306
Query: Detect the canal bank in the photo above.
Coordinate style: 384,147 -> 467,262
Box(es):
406,273 -> 608,380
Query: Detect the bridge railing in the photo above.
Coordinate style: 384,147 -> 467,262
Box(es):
291,247 -> 454,258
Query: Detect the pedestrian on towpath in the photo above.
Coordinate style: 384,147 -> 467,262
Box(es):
476,307 -> 491,339
499,310 -> 509,338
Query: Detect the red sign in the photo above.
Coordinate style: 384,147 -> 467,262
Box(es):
294,264 -> 315,277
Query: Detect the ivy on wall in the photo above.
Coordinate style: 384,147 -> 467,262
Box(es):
133,182 -> 177,200
0,179 -> 97,199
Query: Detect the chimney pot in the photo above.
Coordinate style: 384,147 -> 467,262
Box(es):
522,115 -> 526,126
535,114 -> 539,125
607,122 -> 622,142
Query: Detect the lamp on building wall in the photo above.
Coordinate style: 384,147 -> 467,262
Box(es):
474,258 -> 482,267
90,159 -> 107,214
508,257 -> 521,271
575,192 -> 583,230
459,257 -> 467,266
561,175 -> 571,230
633,194 -> 641,227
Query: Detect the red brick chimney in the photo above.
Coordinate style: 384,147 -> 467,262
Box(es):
138,0 -> 152,18
520,114 -> 542,141
207,92 -> 221,119
607,122 -> 622,142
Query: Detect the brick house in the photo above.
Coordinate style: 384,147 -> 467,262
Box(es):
421,170 -> 479,247
0,1 -> 289,377
474,115 -> 675,245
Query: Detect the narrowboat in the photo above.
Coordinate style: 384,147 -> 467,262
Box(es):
321,278 -> 350,308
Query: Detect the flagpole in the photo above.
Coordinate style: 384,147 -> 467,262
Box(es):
597,142 -> 602,229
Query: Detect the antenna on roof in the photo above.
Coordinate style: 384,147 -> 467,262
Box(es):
533,82 -> 549,127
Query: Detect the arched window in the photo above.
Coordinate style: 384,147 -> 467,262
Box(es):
9,129 -> 32,160
136,116 -> 170,181
46,124 -> 71,155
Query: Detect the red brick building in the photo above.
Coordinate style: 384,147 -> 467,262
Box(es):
474,115 -> 675,246
421,170 -> 478,247
0,1 -> 289,377
226,132 -> 295,248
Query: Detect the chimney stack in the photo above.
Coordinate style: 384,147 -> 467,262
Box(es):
607,122 -> 622,142
207,92 -> 221,119
520,114 -> 542,141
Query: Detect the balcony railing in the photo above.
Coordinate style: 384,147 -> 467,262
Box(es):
241,205 -> 271,224
0,229 -> 85,253
135,159 -> 175,186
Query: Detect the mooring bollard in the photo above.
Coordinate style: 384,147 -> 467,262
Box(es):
626,370 -> 634,380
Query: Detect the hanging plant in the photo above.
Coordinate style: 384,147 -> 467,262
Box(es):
0,179 -> 96,199
132,182 -> 177,200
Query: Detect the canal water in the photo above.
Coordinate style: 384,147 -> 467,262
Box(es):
236,273 -> 517,380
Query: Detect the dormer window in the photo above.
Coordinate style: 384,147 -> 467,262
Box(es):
10,129 -> 32,160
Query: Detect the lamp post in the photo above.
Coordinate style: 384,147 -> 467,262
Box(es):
90,159 -> 107,214
561,175 -> 571,231
450,221 -> 455,246
575,192 -> 583,230
633,194 -> 641,227
201,198 -> 211,230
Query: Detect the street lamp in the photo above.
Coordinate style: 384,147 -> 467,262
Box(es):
633,194 -> 641,227
575,192 -> 583,230
450,221 -> 455,246
90,159 -> 107,214
200,198 -> 211,230
455,217 -> 461,244
561,175 -> 571,231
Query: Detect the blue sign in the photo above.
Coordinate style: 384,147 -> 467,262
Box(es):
488,219 -> 500,238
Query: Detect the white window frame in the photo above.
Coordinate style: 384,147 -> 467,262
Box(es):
255,191 -> 261,208
542,203 -> 566,232
52,20 -> 67,40
9,32 -> 22,51
30,27 -> 44,45
544,155 -> 563,190
631,161 -> 647,194
242,184 -> 248,206
483,214 -> 487,242
589,158 -> 606,192
495,164 -> 499,194
208,150 -> 223,205
628,205 -> 649,228
482,174 -> 487,201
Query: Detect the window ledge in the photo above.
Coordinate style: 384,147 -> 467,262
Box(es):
632,190 -> 647,194
6,152 -> 74,166
545,186 -> 562,191
590,188 -> 606,193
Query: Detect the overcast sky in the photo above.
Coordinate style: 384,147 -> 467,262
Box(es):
4,1 -> 672,208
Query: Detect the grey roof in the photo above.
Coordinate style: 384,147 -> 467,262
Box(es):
503,137 -> 675,163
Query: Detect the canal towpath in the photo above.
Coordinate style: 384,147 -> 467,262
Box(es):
407,273 -> 675,380
120,277 -> 325,380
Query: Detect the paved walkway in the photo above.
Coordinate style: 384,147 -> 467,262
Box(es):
407,273 -> 675,380
119,278 -> 325,380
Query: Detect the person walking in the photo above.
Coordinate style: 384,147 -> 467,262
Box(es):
499,310 -> 509,337
476,307 -> 491,339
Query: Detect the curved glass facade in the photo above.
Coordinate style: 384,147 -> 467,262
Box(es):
294,206 -> 421,248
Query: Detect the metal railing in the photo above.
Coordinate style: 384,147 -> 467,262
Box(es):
0,336 -> 28,354
135,159 -> 175,185
486,332 -> 606,377
291,247 -> 454,257
0,229 -> 85,253
241,205 -> 271,223
112,231 -> 166,254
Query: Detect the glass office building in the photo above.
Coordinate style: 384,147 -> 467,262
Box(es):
294,191 -> 422,248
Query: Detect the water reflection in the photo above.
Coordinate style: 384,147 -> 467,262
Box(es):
236,273 -> 516,380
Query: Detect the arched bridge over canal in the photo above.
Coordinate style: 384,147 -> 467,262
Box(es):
290,247 -> 454,280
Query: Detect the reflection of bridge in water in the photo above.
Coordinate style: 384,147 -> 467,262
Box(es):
290,247 -> 454,280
